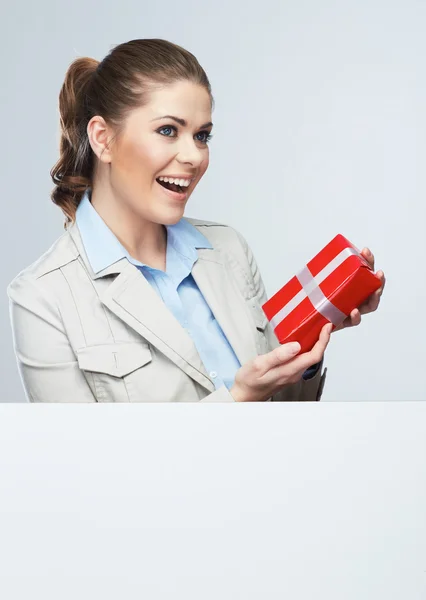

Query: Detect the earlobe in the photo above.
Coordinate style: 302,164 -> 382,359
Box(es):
87,116 -> 112,163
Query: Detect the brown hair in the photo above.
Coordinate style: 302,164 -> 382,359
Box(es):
50,39 -> 213,225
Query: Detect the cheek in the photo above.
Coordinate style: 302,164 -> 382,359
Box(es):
114,137 -> 161,180
200,154 -> 210,176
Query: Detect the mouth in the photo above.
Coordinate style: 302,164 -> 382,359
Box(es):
155,176 -> 194,201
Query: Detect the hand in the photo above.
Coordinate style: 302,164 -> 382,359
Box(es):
334,247 -> 386,332
229,323 -> 332,402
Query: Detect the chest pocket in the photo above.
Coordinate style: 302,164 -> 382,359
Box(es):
76,342 -> 152,402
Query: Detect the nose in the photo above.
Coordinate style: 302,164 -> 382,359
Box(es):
176,135 -> 206,168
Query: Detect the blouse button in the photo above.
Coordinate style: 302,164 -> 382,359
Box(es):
210,371 -> 217,379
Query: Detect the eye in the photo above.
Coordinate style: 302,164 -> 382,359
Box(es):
195,130 -> 213,144
157,125 -> 177,137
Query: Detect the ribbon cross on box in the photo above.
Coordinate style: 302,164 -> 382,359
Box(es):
262,235 -> 382,354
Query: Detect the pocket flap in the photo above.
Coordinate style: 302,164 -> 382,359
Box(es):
76,343 -> 152,377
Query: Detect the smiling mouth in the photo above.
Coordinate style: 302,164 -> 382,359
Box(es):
156,178 -> 188,194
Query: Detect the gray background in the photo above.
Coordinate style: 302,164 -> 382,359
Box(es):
1,0 -> 425,401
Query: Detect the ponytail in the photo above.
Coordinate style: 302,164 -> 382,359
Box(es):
50,57 -> 99,225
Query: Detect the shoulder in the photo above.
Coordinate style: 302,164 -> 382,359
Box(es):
184,217 -> 259,294
7,230 -> 79,305
184,216 -> 250,256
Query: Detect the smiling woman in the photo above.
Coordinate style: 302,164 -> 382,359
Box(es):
6,37 -> 371,403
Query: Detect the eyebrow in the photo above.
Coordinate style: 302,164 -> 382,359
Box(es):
151,115 -> 213,129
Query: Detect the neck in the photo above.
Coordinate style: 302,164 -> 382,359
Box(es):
90,183 -> 167,270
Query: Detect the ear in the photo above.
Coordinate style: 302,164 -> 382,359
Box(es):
87,116 -> 115,164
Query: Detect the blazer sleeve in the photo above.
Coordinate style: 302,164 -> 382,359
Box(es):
234,230 -> 327,402
8,275 -> 97,403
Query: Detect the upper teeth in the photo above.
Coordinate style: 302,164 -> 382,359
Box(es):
158,176 -> 192,187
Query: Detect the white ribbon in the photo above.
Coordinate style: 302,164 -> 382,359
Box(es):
269,247 -> 360,330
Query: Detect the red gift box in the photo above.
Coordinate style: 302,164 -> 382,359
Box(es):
262,234 -> 382,354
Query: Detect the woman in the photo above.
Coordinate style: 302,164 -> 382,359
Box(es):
8,39 -> 385,403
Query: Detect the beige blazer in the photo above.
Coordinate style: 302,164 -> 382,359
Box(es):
7,219 -> 327,403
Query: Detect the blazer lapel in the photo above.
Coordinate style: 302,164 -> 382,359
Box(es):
98,262 -> 217,391
68,223 -> 258,392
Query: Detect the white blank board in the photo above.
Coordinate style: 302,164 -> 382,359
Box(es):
0,402 -> 425,599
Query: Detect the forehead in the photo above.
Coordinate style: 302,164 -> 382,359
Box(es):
134,80 -> 212,125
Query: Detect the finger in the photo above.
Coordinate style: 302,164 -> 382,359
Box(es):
263,323 -> 331,379
310,322 -> 333,357
359,288 -> 382,314
337,311 -> 359,329
358,270 -> 386,315
334,317 -> 350,331
258,341 -> 302,375
361,247 -> 375,270
376,271 -> 386,295
291,323 -> 333,372
350,309 -> 361,326
371,293 -> 381,312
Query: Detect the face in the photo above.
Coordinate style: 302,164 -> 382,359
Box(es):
102,80 -> 213,225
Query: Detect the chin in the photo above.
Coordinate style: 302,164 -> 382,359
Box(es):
156,206 -> 186,226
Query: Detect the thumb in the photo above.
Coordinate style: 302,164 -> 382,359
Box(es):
259,341 -> 301,375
